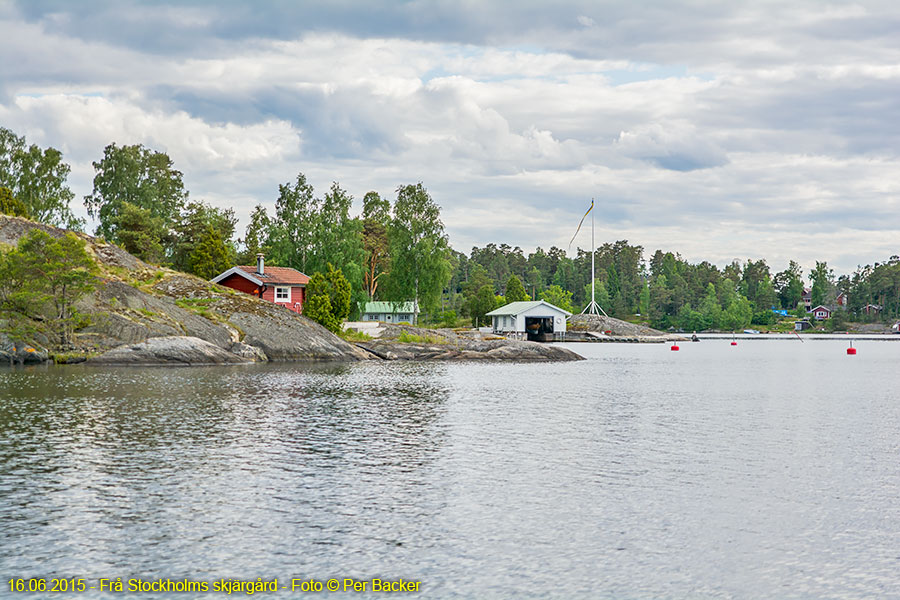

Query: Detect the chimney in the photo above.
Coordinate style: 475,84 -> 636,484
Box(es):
256,253 -> 265,275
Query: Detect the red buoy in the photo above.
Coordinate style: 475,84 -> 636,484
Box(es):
671,344 -> 680,351
731,341 -> 737,346
847,341 -> 857,355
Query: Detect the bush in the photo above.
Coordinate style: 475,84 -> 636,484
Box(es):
0,229 -> 97,345
0,186 -> 30,218
304,263 -> 351,334
440,310 -> 457,328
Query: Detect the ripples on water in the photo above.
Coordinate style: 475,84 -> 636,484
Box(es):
2,341 -> 900,599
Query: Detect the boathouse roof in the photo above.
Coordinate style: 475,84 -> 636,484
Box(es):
486,300 -> 572,317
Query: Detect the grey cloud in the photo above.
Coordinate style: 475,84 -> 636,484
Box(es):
5,0 -> 900,274
615,123 -> 729,171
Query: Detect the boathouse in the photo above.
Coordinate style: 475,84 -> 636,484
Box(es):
361,301 -> 419,325
795,319 -> 812,331
486,300 -> 570,341
211,254 -> 309,314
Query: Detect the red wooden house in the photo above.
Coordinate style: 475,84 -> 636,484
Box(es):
810,305 -> 832,320
211,254 -> 309,314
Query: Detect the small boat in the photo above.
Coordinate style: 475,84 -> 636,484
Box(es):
743,329 -> 760,334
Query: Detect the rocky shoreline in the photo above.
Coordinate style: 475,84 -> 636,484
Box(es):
1,215 -> 584,366
356,339 -> 583,362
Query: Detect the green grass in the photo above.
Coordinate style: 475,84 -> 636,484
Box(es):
175,297 -> 214,309
397,331 -> 446,344
174,297 -> 221,322
340,329 -> 373,342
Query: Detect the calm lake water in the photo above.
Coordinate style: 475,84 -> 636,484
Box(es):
2,340 -> 900,599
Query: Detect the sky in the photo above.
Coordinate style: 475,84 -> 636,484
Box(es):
2,0 -> 900,276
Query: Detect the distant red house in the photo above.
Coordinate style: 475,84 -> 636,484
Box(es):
863,303 -> 882,315
811,305 -> 832,320
211,254 -> 309,314
800,288 -> 812,311
836,291 -> 849,308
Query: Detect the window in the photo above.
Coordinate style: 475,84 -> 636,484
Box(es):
275,286 -> 290,302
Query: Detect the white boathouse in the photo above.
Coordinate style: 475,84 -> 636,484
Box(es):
485,300 -> 571,341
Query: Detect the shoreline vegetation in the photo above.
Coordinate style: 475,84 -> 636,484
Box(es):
3,125 -> 899,364
0,215 -> 583,366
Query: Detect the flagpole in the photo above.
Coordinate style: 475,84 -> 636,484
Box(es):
569,198 -> 607,317
591,198 -> 595,314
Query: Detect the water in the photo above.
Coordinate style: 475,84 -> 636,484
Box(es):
2,340 -> 900,599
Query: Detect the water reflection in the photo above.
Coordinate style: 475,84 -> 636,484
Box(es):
2,342 -> 900,598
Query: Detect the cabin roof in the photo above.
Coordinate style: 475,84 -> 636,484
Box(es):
363,301 -> 418,314
211,265 -> 309,286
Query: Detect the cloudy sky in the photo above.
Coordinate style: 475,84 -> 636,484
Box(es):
3,0 -> 900,275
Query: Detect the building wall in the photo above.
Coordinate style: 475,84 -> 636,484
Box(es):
518,305 -> 568,333
219,273 -> 260,295
364,312 -> 414,323
491,307 -> 568,333
261,284 -> 305,314
492,315 -> 518,332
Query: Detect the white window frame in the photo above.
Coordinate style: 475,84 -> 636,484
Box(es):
275,286 -> 291,302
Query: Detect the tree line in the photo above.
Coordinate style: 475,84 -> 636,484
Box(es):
3,124 -> 900,331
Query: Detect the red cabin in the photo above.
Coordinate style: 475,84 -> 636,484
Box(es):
211,254 -> 309,314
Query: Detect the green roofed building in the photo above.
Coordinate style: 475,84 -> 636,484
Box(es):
362,301 -> 419,325
485,300 -> 571,341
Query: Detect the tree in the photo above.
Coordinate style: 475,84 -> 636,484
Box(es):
0,186 -> 30,218
110,202 -> 168,264
238,205 -> 272,264
540,285 -> 574,313
583,279 -> 610,311
0,229 -> 97,345
809,261 -> 834,308
505,274 -> 529,303
268,176 -> 365,317
188,224 -> 233,280
462,264 -> 494,322
677,304 -> 707,332
467,284 -> 498,327
362,191 -> 391,300
318,182 -> 366,318
740,259 -> 776,312
304,263 -> 351,334
384,183 -> 451,315
638,281 -> 650,316
84,143 -> 187,243
171,201 -> 237,274
718,279 -> 752,330
774,260 -> 804,309
0,127 -> 80,228
269,172 -> 317,272
698,283 -> 722,329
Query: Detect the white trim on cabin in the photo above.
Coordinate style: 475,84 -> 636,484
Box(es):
210,266 -> 263,286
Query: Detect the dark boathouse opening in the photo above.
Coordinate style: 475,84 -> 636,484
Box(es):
525,316 -> 554,341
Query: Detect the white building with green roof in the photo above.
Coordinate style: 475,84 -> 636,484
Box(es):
485,300 -> 570,341
362,301 -> 419,325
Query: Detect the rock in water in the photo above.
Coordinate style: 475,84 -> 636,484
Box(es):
230,342 -> 268,362
0,332 -> 49,364
89,336 -> 254,366
356,339 -> 583,362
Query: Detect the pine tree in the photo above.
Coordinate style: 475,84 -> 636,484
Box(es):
504,274 -> 529,303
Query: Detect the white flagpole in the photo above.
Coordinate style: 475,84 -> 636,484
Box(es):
591,198 -> 595,313
578,198 -> 607,317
